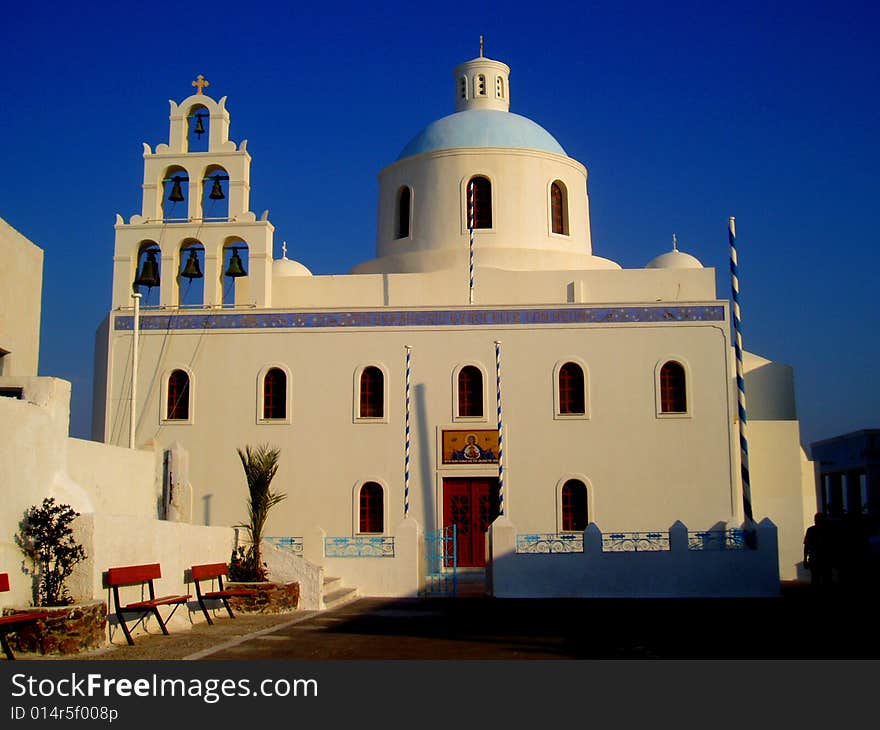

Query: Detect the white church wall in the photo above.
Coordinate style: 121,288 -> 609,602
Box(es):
0,218 -> 43,377
488,518 -> 780,598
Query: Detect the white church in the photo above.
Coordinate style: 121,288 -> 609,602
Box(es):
81,48 -> 816,599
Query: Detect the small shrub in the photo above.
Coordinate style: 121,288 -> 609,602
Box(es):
15,497 -> 87,606
228,545 -> 267,583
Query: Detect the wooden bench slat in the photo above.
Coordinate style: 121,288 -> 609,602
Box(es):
123,595 -> 190,610
203,589 -> 258,599
0,612 -> 51,627
108,563 -> 161,587
191,563 -> 229,581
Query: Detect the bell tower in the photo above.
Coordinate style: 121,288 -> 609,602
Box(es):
111,76 -> 274,310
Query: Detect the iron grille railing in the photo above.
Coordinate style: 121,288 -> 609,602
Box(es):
687,529 -> 746,551
325,536 -> 395,558
264,536 -> 304,556
515,533 -> 584,553
602,531 -> 670,552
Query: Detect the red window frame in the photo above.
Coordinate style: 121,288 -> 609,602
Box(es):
558,362 -> 585,415
458,366 -> 484,418
359,482 -> 384,533
263,368 -> 287,419
167,369 -> 190,420
561,480 -> 588,532
660,361 -> 687,413
360,367 -> 384,418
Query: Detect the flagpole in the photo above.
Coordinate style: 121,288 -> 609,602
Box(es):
468,180 -> 475,305
495,340 -> 505,516
129,291 -> 142,449
729,217 -> 754,525
404,345 -> 412,518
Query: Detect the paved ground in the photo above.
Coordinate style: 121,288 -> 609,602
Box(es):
20,581 -> 880,661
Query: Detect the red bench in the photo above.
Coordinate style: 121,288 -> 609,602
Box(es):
191,563 -> 258,625
0,573 -> 50,660
107,563 -> 190,646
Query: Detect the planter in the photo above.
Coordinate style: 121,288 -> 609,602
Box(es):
1,600 -> 107,655
225,581 -> 299,614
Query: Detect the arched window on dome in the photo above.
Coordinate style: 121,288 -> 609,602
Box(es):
458,366 -> 484,418
359,482 -> 384,534
458,76 -> 469,101
359,366 -> 384,419
558,362 -> 585,415
395,186 -> 411,239
166,369 -> 190,421
495,76 -> 505,99
475,74 -> 487,97
551,181 -> 569,235
467,176 -> 492,229
561,479 -> 589,532
263,368 -> 287,420
660,361 -> 687,414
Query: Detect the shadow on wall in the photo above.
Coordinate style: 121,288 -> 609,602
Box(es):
744,361 -> 796,421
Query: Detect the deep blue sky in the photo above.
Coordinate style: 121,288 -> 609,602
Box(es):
2,1 -> 876,449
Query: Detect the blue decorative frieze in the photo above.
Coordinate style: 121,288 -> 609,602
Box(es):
114,305 -> 725,332
325,536 -> 395,558
687,529 -> 746,551
516,533 -> 584,554
264,536 -> 304,556
602,532 -> 670,552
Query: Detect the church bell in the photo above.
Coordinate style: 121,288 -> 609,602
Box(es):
168,176 -> 185,203
208,175 -> 225,200
193,113 -> 206,138
133,250 -> 160,290
224,249 -> 247,278
181,249 -> 203,280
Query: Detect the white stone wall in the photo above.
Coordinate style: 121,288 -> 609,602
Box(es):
488,518 -> 780,598
0,218 -> 42,376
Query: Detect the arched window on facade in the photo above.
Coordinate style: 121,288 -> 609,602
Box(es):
359,367 -> 384,418
558,362 -> 585,415
359,482 -> 384,533
396,186 -> 411,239
660,361 -> 687,413
551,181 -> 569,235
167,369 -> 190,420
468,176 -> 492,229
561,479 -> 588,532
458,366 -> 484,418
263,368 -> 287,420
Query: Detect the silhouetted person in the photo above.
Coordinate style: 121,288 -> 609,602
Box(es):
804,513 -> 832,589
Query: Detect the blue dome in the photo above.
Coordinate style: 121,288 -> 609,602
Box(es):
398,110 -> 566,160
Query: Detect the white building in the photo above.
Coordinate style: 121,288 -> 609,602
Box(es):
93,51 -> 814,595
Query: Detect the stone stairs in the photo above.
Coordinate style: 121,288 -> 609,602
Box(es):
321,575 -> 359,610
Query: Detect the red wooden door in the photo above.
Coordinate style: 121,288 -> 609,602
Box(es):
442,478 -> 500,567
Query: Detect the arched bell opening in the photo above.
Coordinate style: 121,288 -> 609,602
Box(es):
133,241 -> 162,307
202,164 -> 229,222
220,238 -> 249,307
162,165 -> 189,222
178,240 -> 205,309
186,104 -> 210,153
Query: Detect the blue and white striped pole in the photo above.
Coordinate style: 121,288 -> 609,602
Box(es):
468,181 -> 475,305
404,345 -> 412,518
495,340 -> 505,516
729,217 -> 754,525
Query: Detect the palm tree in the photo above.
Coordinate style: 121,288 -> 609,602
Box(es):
235,444 -> 285,580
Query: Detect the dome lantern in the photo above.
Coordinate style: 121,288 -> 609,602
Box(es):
453,39 -> 510,113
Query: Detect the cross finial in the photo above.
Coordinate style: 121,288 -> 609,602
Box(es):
672,233 -> 678,251
281,241 -> 288,259
479,35 -> 484,57
192,74 -> 210,95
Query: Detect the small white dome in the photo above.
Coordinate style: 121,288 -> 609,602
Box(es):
273,257 -> 312,277
646,249 -> 703,270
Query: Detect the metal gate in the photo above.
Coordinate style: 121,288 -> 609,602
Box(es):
423,525 -> 457,596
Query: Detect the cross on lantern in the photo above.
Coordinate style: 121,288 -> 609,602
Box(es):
192,75 -> 210,94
